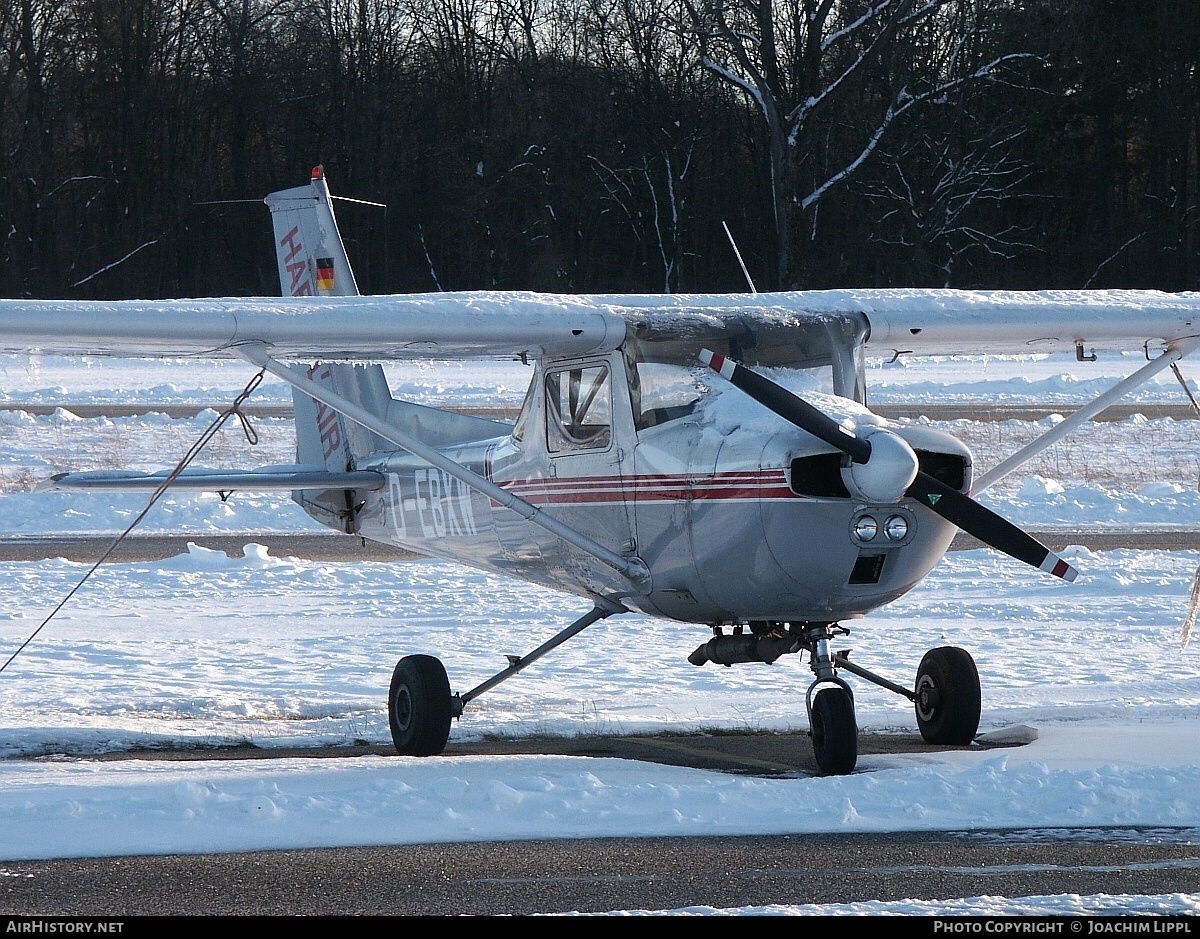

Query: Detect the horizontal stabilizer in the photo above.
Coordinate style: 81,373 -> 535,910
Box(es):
37,466 -> 386,493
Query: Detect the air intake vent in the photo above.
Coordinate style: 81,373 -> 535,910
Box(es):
791,452 -> 968,498
789,454 -> 850,498
915,451 -> 967,491
850,553 -> 885,585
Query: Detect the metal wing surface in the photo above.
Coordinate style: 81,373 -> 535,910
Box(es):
0,288 -> 1196,364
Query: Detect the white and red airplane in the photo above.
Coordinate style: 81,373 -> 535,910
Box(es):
2,167 -> 1197,774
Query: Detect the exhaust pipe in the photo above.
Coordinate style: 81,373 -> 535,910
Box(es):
688,634 -> 798,667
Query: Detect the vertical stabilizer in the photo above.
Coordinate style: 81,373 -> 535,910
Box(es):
264,166 -> 360,298
266,169 -> 368,532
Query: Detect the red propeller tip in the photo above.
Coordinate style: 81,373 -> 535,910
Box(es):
1044,556 -> 1079,582
699,349 -> 735,380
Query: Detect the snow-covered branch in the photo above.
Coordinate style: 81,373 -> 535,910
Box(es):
72,241 -> 160,288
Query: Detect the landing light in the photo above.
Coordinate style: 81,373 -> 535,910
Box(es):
853,516 -> 878,542
884,515 -> 909,542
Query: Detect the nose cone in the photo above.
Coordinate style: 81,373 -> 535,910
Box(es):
841,428 -> 919,503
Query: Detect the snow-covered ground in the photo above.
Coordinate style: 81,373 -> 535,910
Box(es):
0,350 -> 1197,916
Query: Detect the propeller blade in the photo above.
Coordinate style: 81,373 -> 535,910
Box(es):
699,349 -> 870,463
700,349 -> 1080,583
906,473 -> 1078,583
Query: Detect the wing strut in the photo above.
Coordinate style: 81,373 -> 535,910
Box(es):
233,343 -> 651,593
972,336 -> 1200,494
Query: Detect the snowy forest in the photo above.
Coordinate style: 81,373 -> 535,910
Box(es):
0,0 -> 1197,299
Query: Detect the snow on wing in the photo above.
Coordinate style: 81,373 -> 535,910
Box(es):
0,288 -> 1195,363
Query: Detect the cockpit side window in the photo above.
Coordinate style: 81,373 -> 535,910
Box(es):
546,363 -> 612,452
511,373 -> 537,443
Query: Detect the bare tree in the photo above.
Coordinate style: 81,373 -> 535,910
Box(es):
583,0 -> 707,292
682,0 -> 1032,287
862,128 -> 1037,286
1,0 -> 75,294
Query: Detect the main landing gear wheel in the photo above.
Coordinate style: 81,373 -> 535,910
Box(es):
810,686 -> 857,776
914,646 -> 981,745
389,654 -> 453,756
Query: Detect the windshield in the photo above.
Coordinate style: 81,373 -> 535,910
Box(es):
628,360 -> 707,430
619,307 -> 868,404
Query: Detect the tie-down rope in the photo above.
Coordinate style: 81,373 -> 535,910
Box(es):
0,368 -> 266,675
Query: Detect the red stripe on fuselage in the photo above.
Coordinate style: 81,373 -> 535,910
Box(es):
493,471 -> 797,505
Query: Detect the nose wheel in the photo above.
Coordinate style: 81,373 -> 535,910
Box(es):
809,685 -> 857,775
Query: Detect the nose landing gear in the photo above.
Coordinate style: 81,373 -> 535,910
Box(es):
689,621 -> 984,776
802,624 -> 859,775
797,626 -> 982,776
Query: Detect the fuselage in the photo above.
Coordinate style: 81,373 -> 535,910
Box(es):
348,348 -> 971,625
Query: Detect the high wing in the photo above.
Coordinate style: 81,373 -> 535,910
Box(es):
853,288 -> 1200,356
0,288 -> 1196,364
0,293 -> 625,362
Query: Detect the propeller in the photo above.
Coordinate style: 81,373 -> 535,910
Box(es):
699,349 -> 1079,583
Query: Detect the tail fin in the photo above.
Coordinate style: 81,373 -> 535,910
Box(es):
264,166 -> 360,298
265,169 -> 511,535
266,167 -> 367,531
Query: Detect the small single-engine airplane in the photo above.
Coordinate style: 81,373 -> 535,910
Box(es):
3,167 -> 1199,774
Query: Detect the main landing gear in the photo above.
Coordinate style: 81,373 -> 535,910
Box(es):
688,622 -> 982,776
388,655 -> 454,756
387,601 -> 623,756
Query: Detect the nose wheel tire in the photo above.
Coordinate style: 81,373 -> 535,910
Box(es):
389,654 -> 453,756
810,686 -> 858,775
914,646 -> 981,745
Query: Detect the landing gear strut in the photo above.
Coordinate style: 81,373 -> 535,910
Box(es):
387,600 -> 624,757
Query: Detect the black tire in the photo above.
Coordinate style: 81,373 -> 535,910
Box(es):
810,686 -> 858,776
389,655 -> 453,756
914,646 -> 981,745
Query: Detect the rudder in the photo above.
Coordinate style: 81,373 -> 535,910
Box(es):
291,361 -> 394,532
